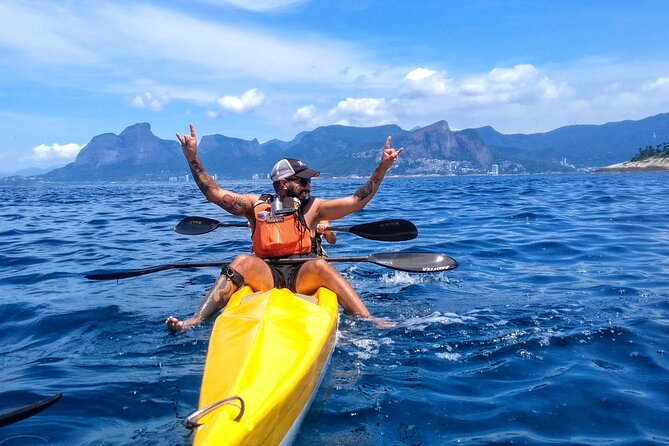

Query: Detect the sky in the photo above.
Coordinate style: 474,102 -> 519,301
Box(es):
1,0 -> 668,173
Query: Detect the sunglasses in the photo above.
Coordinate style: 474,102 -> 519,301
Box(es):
286,176 -> 311,186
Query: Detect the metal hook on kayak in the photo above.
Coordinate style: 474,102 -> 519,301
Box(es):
183,395 -> 245,429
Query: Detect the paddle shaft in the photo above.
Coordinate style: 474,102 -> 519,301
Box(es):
85,252 -> 457,281
174,216 -> 417,241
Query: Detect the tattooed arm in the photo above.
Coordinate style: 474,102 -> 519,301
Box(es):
315,136 -> 403,222
177,123 -> 257,218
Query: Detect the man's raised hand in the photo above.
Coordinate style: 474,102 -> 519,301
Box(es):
176,123 -> 198,159
380,136 -> 404,169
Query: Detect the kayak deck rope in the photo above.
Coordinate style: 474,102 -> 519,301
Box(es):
183,395 -> 245,429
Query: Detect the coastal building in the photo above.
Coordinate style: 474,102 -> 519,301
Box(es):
169,174 -> 191,182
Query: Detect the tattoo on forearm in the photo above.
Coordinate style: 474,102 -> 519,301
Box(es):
353,175 -> 381,202
354,181 -> 373,201
189,159 -> 215,194
219,194 -> 249,215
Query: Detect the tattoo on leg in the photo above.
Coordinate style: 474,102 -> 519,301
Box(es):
216,280 -> 235,301
353,176 -> 381,202
193,279 -> 236,321
193,293 -> 223,321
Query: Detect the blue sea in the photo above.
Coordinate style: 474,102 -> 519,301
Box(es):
1,173 -> 668,445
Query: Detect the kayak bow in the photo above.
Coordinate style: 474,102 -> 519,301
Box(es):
187,286 -> 339,445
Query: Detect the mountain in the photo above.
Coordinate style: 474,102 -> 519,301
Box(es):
33,112 -> 669,181
1,165 -> 62,178
44,123 -> 182,180
473,113 -> 669,168
396,121 -> 494,174
198,135 -> 270,178
306,121 -> 497,176
282,124 -> 407,175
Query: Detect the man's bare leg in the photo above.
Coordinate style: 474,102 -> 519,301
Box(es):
295,259 -> 395,328
166,255 -> 274,332
295,259 -> 371,316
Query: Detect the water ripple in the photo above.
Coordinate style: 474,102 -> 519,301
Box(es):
2,175 -> 669,445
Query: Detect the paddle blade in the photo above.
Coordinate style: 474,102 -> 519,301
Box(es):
367,252 -> 458,273
174,216 -> 220,235
348,219 -> 418,242
0,393 -> 62,428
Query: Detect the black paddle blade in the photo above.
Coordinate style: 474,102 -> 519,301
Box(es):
174,216 -> 220,235
349,219 -> 418,242
367,252 -> 458,273
0,393 -> 62,428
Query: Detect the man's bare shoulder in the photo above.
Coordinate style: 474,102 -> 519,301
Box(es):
307,196 -> 325,210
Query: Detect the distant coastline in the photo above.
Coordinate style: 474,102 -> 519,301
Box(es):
594,157 -> 669,173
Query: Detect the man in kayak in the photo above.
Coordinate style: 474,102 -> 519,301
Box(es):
166,123 -> 403,332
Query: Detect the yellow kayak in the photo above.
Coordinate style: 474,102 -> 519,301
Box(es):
188,286 -> 339,445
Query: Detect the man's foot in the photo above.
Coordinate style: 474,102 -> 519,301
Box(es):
165,316 -> 198,333
369,316 -> 396,329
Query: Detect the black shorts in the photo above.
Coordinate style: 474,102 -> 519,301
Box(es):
267,262 -> 306,291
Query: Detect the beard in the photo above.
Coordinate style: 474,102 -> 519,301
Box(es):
286,184 -> 311,204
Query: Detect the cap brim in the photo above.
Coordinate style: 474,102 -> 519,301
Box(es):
294,167 -> 320,178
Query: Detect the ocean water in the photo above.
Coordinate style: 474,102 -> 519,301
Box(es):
1,173 -> 668,445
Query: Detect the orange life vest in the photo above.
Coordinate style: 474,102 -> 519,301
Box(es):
251,195 -> 313,259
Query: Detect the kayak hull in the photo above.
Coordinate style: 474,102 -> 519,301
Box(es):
193,286 -> 339,446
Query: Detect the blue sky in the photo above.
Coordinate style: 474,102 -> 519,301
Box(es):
1,0 -> 668,173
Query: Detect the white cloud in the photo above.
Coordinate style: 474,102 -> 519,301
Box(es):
331,97 -> 386,116
292,105 -> 316,125
213,88 -> 266,115
0,2 -> 374,87
200,0 -> 309,12
644,76 -> 669,92
458,64 -> 570,105
25,143 -> 84,162
131,92 -> 170,111
2,1 -> 668,145
591,80 -> 668,113
327,97 -> 393,126
292,64 -> 573,131
402,67 -> 451,96
278,58 -> 669,137
291,97 -> 396,129
0,2 -> 103,66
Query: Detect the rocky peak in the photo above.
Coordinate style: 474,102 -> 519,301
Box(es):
71,123 -> 179,168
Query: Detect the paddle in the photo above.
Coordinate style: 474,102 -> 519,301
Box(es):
84,252 -> 457,281
277,252 -> 458,273
174,216 -> 418,242
0,393 -> 62,428
174,216 -> 247,235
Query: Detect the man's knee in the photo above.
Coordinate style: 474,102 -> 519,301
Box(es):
306,258 -> 332,274
219,255 -> 255,290
302,259 -> 343,282
230,254 -> 255,271
227,254 -> 274,291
